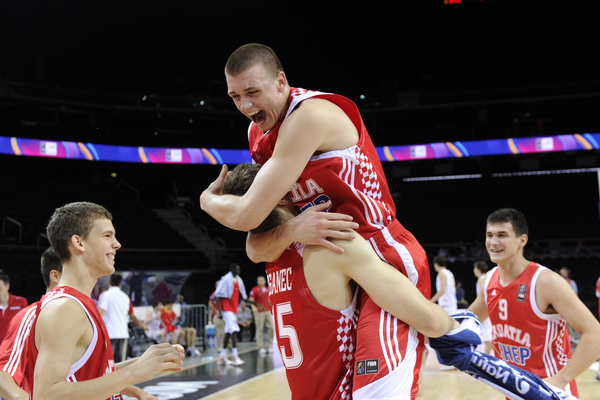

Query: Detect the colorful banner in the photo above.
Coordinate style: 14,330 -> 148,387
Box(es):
1,133 -> 599,165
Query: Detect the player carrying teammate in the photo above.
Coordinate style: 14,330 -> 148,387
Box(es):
222,163 -> 461,399
468,208 -> 600,397
201,43 -> 431,399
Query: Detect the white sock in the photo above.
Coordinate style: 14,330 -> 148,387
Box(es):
232,348 -> 239,357
220,348 -> 227,358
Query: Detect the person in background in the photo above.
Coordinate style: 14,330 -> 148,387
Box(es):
209,281 -> 226,352
98,273 -> 145,363
559,267 -> 578,295
0,274 -> 28,345
145,299 -> 167,344
455,280 -> 469,308
473,260 -> 493,355
236,302 -> 253,342
215,264 -> 248,366
248,275 -> 273,354
161,298 -> 200,357
430,256 -> 457,315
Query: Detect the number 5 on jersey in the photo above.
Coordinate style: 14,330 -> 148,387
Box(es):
273,302 -> 303,369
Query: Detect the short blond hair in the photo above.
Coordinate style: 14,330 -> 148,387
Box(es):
225,43 -> 284,79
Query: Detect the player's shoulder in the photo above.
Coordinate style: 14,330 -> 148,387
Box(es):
535,267 -> 572,293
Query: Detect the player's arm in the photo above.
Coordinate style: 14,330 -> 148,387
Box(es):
536,270 -> 600,390
34,298 -> 183,400
313,234 -> 459,337
246,201 -> 359,262
200,99 -> 356,232
468,276 -> 490,323
429,273 -> 447,304
0,371 -> 28,400
130,311 -> 149,332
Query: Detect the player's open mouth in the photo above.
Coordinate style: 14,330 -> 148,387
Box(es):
249,110 -> 266,125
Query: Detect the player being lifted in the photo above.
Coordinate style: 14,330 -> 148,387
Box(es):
202,43 -> 431,399
221,163 -> 461,399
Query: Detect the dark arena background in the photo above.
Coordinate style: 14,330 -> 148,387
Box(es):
1,2 -> 600,399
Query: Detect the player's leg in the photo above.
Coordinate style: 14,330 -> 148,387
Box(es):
353,221 -> 431,399
255,312 -> 265,352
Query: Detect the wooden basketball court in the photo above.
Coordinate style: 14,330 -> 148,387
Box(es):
201,350 -> 600,400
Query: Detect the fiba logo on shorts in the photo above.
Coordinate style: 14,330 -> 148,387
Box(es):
356,359 -> 378,375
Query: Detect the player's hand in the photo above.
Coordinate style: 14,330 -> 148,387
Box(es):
200,164 -> 229,208
128,343 -> 184,382
285,201 -> 358,253
543,375 -> 569,392
136,391 -> 159,400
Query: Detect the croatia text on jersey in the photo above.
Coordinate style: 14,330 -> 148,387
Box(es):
492,324 -> 532,366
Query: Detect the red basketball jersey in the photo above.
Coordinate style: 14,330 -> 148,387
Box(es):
266,242 -> 358,400
248,88 -> 395,239
220,280 -> 240,313
0,302 -> 39,394
23,286 -> 120,400
249,87 -> 430,398
484,263 -> 578,397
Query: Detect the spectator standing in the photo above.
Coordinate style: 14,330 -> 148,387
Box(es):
560,267 -> 578,295
209,280 -> 226,351
248,275 -> 273,354
0,274 -> 28,344
98,273 -> 137,362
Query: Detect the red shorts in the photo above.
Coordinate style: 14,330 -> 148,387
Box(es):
352,219 -> 431,400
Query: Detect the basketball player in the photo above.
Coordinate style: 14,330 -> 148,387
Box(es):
430,256 -> 457,315
222,163 -> 460,399
201,43 -> 431,399
16,202 -> 183,400
473,260 -> 493,355
468,208 -> 600,397
0,248 -> 63,400
214,264 -> 247,366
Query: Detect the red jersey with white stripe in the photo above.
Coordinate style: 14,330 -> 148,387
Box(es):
0,294 -> 28,344
484,263 -> 578,397
248,87 -> 430,398
0,302 -> 38,394
249,88 -> 395,239
249,285 -> 270,312
220,281 -> 240,313
266,242 -> 358,400
23,286 -> 120,400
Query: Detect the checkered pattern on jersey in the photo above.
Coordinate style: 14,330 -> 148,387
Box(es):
336,308 -> 359,398
355,147 -> 384,204
555,318 -> 570,367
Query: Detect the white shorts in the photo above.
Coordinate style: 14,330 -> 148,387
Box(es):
481,318 -> 492,342
148,329 -> 165,343
222,311 -> 240,334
